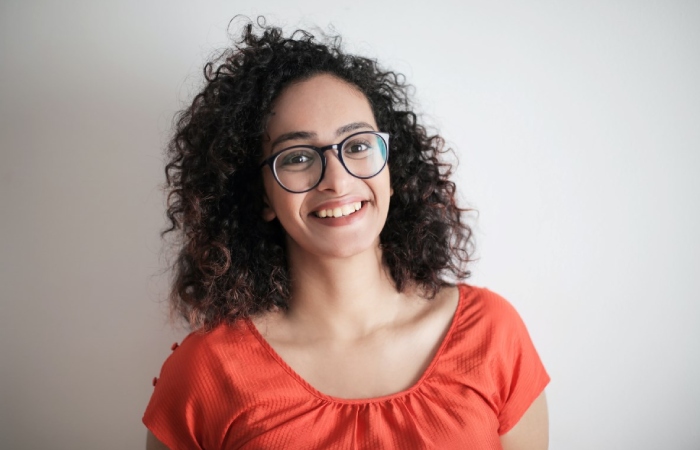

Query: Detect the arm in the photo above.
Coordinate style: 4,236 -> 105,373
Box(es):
500,392 -> 549,450
146,431 -> 170,450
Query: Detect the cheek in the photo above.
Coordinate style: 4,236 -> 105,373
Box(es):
261,173 -> 283,221
265,189 -> 305,228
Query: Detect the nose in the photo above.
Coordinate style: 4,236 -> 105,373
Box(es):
317,148 -> 353,193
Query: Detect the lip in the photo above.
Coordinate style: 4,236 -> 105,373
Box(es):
308,197 -> 368,227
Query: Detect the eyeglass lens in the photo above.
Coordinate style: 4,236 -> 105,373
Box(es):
272,132 -> 387,193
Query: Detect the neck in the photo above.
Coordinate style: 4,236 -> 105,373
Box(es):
284,241 -> 408,339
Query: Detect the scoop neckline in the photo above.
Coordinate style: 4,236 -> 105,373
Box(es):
245,284 -> 467,405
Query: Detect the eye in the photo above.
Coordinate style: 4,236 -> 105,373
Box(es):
285,153 -> 311,164
277,149 -> 317,171
343,139 -> 374,159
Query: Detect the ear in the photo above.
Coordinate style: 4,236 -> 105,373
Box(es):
261,194 -> 277,222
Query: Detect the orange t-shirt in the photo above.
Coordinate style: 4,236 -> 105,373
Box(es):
143,285 -> 549,449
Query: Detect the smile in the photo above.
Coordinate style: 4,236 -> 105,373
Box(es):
313,202 -> 363,218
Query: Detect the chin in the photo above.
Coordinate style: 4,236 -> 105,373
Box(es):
287,236 -> 381,261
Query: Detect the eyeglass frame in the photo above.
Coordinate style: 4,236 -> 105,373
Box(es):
259,131 -> 390,193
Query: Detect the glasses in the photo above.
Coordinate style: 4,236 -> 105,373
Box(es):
260,131 -> 390,193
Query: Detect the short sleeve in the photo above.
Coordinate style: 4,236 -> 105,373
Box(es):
143,338 -> 206,450
143,332 -> 233,450
484,290 -> 550,435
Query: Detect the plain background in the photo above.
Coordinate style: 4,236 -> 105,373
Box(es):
1,1 -> 698,449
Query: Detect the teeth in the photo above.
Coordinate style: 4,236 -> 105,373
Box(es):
314,202 -> 363,218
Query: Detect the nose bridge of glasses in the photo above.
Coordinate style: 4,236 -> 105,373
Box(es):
318,143 -> 352,182
319,143 -> 340,156
318,144 -> 343,165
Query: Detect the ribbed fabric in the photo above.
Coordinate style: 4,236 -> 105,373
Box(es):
143,285 -> 549,449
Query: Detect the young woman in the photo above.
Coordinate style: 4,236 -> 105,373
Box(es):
144,21 -> 549,450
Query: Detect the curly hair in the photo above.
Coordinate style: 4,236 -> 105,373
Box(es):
163,19 -> 474,329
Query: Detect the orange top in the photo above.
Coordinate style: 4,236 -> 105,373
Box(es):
143,285 -> 549,449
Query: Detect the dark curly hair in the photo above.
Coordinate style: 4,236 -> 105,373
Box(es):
164,19 -> 474,329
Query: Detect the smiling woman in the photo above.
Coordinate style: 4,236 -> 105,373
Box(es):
260,74 -> 392,259
143,18 -> 549,450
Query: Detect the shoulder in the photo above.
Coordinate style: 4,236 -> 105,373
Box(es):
454,284 -> 540,364
455,284 -> 526,332
447,284 -> 548,387
149,320 -> 271,406
452,284 -> 543,368
438,284 -> 530,372
159,321 -> 253,379
452,284 -> 550,434
142,321 -> 259,450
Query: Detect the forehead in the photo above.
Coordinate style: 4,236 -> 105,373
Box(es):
266,74 -> 376,139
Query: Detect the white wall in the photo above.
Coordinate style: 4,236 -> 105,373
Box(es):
1,1 -> 698,449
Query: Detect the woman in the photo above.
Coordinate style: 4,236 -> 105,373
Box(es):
144,20 -> 549,450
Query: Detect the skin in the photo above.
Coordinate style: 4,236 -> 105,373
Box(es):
260,74 -> 393,261
256,74 -> 459,399
146,73 -> 548,449
501,392 -> 549,450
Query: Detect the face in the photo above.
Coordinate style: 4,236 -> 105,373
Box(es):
261,73 -> 392,260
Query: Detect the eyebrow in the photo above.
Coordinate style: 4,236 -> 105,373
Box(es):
270,121 -> 375,151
